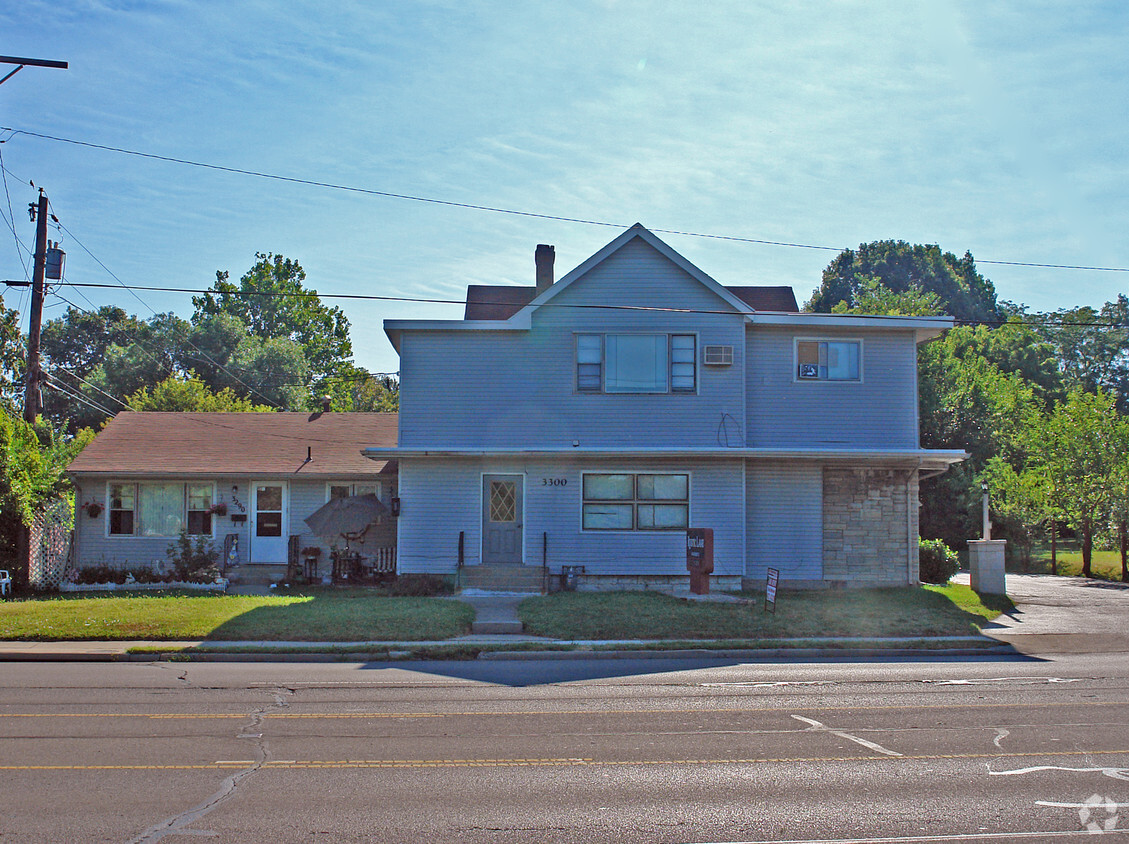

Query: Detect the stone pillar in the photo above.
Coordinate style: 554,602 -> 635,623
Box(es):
967,539 -> 1007,595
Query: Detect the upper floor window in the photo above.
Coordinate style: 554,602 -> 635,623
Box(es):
796,339 -> 861,382
576,333 -> 696,394
108,482 -> 214,537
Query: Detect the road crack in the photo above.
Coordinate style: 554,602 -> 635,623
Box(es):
128,687 -> 290,843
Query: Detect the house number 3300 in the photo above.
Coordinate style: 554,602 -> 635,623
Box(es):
542,478 -> 568,487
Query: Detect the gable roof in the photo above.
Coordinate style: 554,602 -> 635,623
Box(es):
463,225 -> 799,320
511,224 -> 758,321
463,283 -> 799,320
67,412 -> 398,477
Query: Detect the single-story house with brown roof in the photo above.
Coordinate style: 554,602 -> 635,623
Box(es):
66,411 -> 398,582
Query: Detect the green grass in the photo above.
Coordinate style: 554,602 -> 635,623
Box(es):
1014,540 -> 1127,581
0,589 -> 474,641
518,583 -> 1008,641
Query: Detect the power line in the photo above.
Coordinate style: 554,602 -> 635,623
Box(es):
0,145 -> 31,314
46,217 -> 284,410
46,364 -> 130,410
12,278 -> 1129,329
5,126 -> 1128,273
42,377 -> 116,418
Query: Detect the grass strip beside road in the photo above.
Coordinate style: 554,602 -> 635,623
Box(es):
0,583 -> 1005,644
0,590 -> 474,641
518,584 -> 1009,640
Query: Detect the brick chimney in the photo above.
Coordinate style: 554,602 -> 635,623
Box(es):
535,244 -> 555,296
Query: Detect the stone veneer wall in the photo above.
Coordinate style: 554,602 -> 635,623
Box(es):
822,468 -> 919,586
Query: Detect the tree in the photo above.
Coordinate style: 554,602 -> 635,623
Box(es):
807,240 -> 999,323
340,367 -> 399,412
829,277 -> 945,317
0,293 -> 22,413
0,408 -> 94,584
42,311 -> 189,433
41,305 -> 146,375
1033,297 -> 1129,412
1002,391 -> 1126,577
126,375 -> 274,412
192,253 -> 352,397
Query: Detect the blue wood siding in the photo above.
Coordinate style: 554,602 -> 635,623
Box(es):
745,327 -> 919,449
397,455 -> 745,576
399,238 -> 749,449
745,461 -> 823,582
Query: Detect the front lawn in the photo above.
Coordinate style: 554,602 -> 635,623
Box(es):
518,584 -> 1010,640
0,589 -> 474,641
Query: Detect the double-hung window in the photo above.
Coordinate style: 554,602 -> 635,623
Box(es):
582,473 -> 689,531
576,334 -> 696,394
108,482 -> 214,537
796,339 -> 861,381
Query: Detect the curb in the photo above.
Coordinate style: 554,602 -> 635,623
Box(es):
0,642 -> 1018,663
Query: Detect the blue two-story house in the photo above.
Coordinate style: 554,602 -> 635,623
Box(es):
367,224 -> 965,590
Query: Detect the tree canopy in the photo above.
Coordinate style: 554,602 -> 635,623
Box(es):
807,240 -> 999,323
192,252 -> 353,393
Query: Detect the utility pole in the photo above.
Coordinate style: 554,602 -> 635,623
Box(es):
23,189 -> 48,423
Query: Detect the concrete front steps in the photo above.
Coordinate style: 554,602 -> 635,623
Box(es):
459,564 -> 546,595
226,564 -> 288,588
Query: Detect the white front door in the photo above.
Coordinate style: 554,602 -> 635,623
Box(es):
250,481 -> 288,563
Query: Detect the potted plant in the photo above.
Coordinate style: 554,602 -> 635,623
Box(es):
209,502 -> 228,516
81,500 -> 103,518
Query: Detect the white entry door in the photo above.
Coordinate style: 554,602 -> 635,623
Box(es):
250,482 -> 288,563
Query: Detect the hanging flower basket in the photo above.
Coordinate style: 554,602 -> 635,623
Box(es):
81,501 -> 103,518
209,502 -> 228,516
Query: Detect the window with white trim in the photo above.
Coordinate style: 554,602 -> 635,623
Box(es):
576,334 -> 696,393
107,482 -> 214,537
326,482 -> 382,502
796,339 -> 861,381
582,473 -> 689,531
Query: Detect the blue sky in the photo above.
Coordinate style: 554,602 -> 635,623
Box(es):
2,1 -> 1127,377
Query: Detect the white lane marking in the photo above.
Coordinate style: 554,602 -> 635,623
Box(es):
993,728 -> 1010,748
923,677 -> 1082,685
790,714 -> 903,757
681,828 -> 1129,842
700,681 -> 833,688
990,765 -> 1129,781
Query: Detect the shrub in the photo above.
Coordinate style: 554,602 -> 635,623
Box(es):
386,574 -> 454,597
165,532 -> 220,583
919,538 -> 960,584
76,565 -> 126,585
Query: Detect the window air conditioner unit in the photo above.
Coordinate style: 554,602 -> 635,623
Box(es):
703,345 -> 733,366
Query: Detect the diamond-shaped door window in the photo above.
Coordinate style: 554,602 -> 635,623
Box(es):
490,482 -> 516,523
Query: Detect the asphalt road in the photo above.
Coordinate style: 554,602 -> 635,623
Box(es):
2,652 -> 1129,843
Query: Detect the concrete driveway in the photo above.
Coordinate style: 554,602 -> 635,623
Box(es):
967,571 -> 1129,655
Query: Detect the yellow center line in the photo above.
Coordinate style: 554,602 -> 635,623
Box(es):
4,748 -> 1129,771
